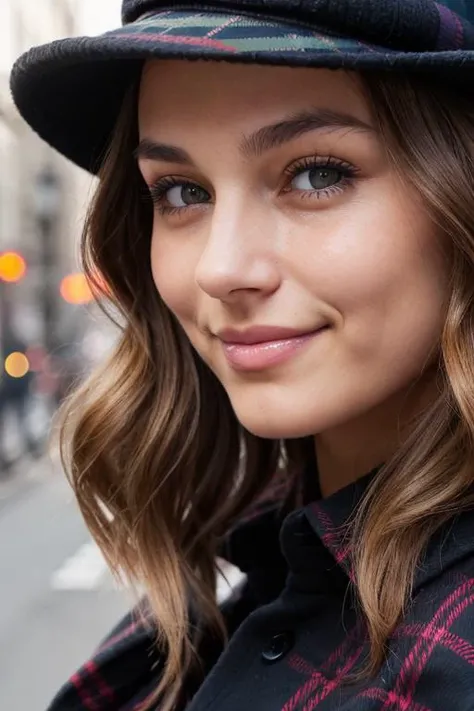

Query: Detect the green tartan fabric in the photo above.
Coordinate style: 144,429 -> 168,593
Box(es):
110,11 -> 380,55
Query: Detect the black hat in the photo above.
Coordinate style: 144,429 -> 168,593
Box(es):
10,0 -> 474,174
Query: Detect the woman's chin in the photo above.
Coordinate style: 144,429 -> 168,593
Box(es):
237,411 -> 319,440
225,388 -> 323,439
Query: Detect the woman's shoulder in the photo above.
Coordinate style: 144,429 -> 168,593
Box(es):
45,570 -> 261,711
415,509 -> 474,592
406,510 -> 474,668
46,603 -> 162,711
398,530 -> 474,709
45,490 -> 289,711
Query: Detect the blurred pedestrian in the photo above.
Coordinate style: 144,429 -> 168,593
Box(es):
0,330 -> 37,472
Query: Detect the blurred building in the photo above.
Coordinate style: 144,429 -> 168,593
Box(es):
0,0 -> 121,464
0,0 -> 97,352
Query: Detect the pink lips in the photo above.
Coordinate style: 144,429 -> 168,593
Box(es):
217,325 -> 327,371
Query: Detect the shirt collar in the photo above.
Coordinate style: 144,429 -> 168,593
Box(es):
302,467 -> 378,582
226,458 -> 474,595
303,466 -> 474,592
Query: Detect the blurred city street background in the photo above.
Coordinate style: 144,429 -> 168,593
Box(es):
0,1 -> 136,709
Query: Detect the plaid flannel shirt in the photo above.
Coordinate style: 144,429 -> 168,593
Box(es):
47,469 -> 474,711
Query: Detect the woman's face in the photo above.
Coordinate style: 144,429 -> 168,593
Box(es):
138,60 -> 448,439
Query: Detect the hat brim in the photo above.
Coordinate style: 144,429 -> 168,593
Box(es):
10,9 -> 474,174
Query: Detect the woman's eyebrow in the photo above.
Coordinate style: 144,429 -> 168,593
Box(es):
240,108 -> 375,159
134,108 -> 375,165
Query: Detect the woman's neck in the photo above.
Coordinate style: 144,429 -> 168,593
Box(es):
314,371 -> 439,498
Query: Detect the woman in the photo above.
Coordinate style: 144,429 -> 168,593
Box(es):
11,1 -> 474,709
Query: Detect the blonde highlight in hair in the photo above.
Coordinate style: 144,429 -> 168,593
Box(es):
58,72 -> 474,709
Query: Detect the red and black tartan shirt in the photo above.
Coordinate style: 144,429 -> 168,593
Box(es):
47,467 -> 474,711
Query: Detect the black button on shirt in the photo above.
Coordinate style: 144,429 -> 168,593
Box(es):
261,631 -> 295,663
47,467 -> 474,711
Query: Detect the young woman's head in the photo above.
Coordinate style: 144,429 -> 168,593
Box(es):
58,60 -> 474,709
139,61 -> 448,454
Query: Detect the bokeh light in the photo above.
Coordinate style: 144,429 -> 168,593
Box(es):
0,252 -> 27,282
59,272 -> 93,304
4,352 -> 30,378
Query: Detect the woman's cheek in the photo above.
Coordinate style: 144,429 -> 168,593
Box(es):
151,250 -> 198,321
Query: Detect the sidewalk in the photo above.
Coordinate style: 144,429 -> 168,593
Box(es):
0,448 -> 57,512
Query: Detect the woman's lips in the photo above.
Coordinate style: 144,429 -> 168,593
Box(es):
218,327 -> 328,371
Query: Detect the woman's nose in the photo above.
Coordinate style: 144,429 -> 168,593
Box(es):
195,198 -> 281,302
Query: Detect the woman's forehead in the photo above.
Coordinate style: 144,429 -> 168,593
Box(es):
138,59 -> 371,132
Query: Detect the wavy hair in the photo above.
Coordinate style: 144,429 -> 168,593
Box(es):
58,70 -> 474,710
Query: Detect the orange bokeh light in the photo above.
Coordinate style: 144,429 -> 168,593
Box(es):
4,352 -> 30,378
0,252 -> 27,283
60,273 -> 94,304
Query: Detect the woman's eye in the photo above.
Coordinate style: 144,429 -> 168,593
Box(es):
282,157 -> 358,200
291,166 -> 342,192
148,179 -> 211,215
166,183 -> 210,207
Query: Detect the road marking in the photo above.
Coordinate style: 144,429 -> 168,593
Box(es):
217,562 -> 246,603
51,543 -> 246,597
51,542 -> 109,591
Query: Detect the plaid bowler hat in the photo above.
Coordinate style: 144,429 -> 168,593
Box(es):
10,0 -> 474,174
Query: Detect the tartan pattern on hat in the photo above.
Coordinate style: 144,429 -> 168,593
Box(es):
436,2 -> 465,49
440,0 -> 474,22
109,11 -> 394,56
122,0 -> 474,52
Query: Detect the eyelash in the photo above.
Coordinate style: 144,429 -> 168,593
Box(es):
147,155 -> 359,217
